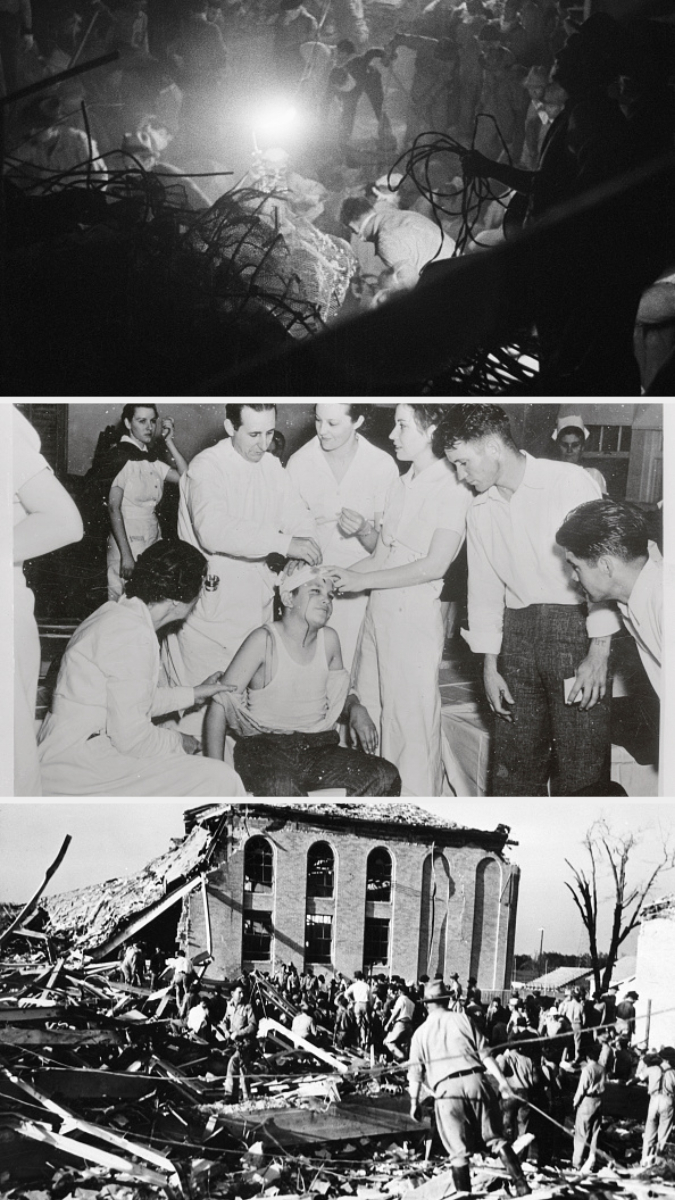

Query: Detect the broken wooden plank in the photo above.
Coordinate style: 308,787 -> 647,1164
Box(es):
0,1060 -> 177,1175
93,875 -> 204,960
0,1006 -> 69,1023
32,1068 -> 162,1101
150,1054 -> 210,1100
0,1027 -> 126,1047
258,1018 -> 352,1074
0,836 -> 71,952
10,1117 -> 172,1186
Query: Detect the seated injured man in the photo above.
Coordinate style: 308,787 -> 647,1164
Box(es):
204,565 -> 401,797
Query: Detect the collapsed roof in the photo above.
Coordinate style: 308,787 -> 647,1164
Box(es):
6,804 -> 512,958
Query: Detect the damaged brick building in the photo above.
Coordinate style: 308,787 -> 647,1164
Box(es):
183,803 -> 519,989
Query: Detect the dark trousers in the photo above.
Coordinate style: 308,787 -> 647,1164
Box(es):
490,605 -> 611,796
338,74 -> 384,143
501,1093 -> 531,1142
234,729 -> 401,797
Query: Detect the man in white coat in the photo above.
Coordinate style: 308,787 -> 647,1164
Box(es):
161,404 -> 321,722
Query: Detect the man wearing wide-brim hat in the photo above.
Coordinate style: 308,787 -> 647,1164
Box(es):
408,979 -> 531,1196
637,1045 -> 675,1165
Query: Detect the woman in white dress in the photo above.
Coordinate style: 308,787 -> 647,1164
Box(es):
38,540 -> 246,797
107,404 -> 189,600
327,404 -> 473,797
13,407 -> 84,796
286,404 -> 398,669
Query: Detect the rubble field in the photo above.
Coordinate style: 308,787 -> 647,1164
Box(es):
1,944 -> 671,1200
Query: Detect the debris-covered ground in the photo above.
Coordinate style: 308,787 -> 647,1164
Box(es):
1,945 -> 672,1200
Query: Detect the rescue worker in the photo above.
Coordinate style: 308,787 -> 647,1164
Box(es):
408,978 -> 531,1196
383,982 -> 415,1062
637,1047 -> 675,1165
220,986 -> 258,1102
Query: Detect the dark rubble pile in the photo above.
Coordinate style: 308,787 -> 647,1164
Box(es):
1,955 -> 672,1200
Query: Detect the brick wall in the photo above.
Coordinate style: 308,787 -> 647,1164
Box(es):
186,812 -> 519,989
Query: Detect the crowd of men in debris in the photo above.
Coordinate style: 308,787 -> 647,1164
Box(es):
116,938 -> 672,1187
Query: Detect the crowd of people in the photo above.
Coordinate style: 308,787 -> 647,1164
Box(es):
2,0 -> 675,391
14,402 -> 662,799
112,943 -> 673,1182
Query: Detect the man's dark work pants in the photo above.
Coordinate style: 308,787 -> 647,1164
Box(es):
490,604 -> 611,796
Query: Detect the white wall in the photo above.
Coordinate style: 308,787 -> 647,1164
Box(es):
635,908 -> 675,1048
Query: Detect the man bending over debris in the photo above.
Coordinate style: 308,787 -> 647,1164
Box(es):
204,565 -> 401,796
408,978 -> 531,1197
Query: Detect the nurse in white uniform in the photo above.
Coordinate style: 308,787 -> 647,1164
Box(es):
38,540 -> 246,797
107,405 -> 188,600
287,404 -> 398,669
327,404 -> 473,798
13,407 -> 84,795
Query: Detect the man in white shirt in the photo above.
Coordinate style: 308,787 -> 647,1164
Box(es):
161,404 -> 321,724
383,982 -> 415,1061
555,498 -> 662,699
440,404 -> 621,796
344,971 -> 372,1047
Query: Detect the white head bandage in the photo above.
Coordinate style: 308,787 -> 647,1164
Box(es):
278,564 -> 335,598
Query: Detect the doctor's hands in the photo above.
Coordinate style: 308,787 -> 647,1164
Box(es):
326,566 -> 365,593
194,672 -> 239,704
338,507 -> 368,537
287,536 -> 323,566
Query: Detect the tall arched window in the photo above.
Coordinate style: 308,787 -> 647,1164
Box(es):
242,836 -> 274,964
305,842 -> 335,967
366,848 -> 392,902
417,851 -> 454,981
364,847 -> 393,970
244,836 -> 274,894
469,857 -> 501,985
307,842 -> 335,898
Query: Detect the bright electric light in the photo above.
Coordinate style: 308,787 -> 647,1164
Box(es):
251,101 -> 303,143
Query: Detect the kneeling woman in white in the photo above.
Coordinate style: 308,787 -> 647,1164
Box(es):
38,541 -> 246,797
328,404 -> 473,797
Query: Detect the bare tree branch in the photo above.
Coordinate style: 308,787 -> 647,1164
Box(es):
566,822 -> 675,996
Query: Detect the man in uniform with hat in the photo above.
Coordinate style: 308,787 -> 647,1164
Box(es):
408,978 -> 531,1196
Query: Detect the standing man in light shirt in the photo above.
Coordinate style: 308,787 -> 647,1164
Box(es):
344,970 -> 372,1048
161,404 -> 321,723
555,499 -> 662,699
440,404 -> 621,797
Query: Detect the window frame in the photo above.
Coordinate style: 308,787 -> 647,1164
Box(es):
306,841 -> 335,899
243,835 -> 274,895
